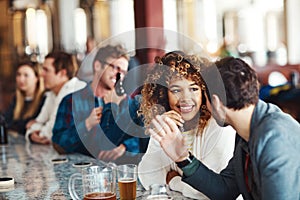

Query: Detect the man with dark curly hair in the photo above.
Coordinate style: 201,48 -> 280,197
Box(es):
149,56 -> 300,200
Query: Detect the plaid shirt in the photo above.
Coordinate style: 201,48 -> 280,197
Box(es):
52,84 -> 144,158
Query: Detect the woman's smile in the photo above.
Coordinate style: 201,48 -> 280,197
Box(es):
179,103 -> 194,113
168,78 -> 202,121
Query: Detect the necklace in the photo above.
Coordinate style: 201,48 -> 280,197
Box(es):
181,128 -> 198,151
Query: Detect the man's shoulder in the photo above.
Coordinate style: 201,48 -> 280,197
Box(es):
61,92 -> 73,102
66,77 -> 87,87
254,109 -> 299,136
59,77 -> 87,97
252,100 -> 300,139
62,83 -> 89,100
250,110 -> 300,157
126,94 -> 142,105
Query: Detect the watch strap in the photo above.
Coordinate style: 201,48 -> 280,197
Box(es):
175,152 -> 194,168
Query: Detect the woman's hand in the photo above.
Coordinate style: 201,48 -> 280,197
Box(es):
26,119 -> 36,129
162,110 -> 184,128
149,115 -> 189,162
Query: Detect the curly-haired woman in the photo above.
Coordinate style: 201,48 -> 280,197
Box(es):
138,51 -> 236,199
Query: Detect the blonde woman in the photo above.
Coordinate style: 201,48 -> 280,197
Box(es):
4,61 -> 45,135
138,51 -> 236,199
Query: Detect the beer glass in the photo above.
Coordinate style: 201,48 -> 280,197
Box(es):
68,165 -> 116,200
117,164 -> 137,200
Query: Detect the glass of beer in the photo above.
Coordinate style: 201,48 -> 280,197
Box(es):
68,165 -> 116,200
117,164 -> 137,200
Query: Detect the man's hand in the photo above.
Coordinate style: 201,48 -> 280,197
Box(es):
29,131 -> 50,145
85,107 -> 102,131
104,89 -> 126,105
148,115 -> 189,162
97,144 -> 126,161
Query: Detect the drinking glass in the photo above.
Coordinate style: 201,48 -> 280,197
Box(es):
147,184 -> 173,200
117,164 -> 138,200
68,165 -> 116,200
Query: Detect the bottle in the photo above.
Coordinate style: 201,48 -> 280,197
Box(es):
0,114 -> 8,145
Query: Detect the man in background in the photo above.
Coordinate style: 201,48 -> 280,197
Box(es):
26,52 -> 86,144
52,44 -> 146,164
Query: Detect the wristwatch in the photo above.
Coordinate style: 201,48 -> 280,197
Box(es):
175,152 -> 194,168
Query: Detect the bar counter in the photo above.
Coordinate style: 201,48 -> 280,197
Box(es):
0,132 -> 190,200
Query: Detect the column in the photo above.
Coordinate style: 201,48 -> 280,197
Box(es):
134,0 -> 164,64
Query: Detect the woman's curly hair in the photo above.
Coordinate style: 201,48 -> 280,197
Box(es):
140,51 -> 212,135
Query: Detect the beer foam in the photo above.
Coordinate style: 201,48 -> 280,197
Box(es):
118,178 -> 135,183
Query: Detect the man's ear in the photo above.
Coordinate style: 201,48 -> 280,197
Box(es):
211,94 -> 220,109
204,92 -> 212,113
94,60 -> 102,72
212,94 -> 226,115
58,69 -> 67,77
211,94 -> 227,126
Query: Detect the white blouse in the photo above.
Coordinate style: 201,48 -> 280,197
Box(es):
138,117 -> 236,199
